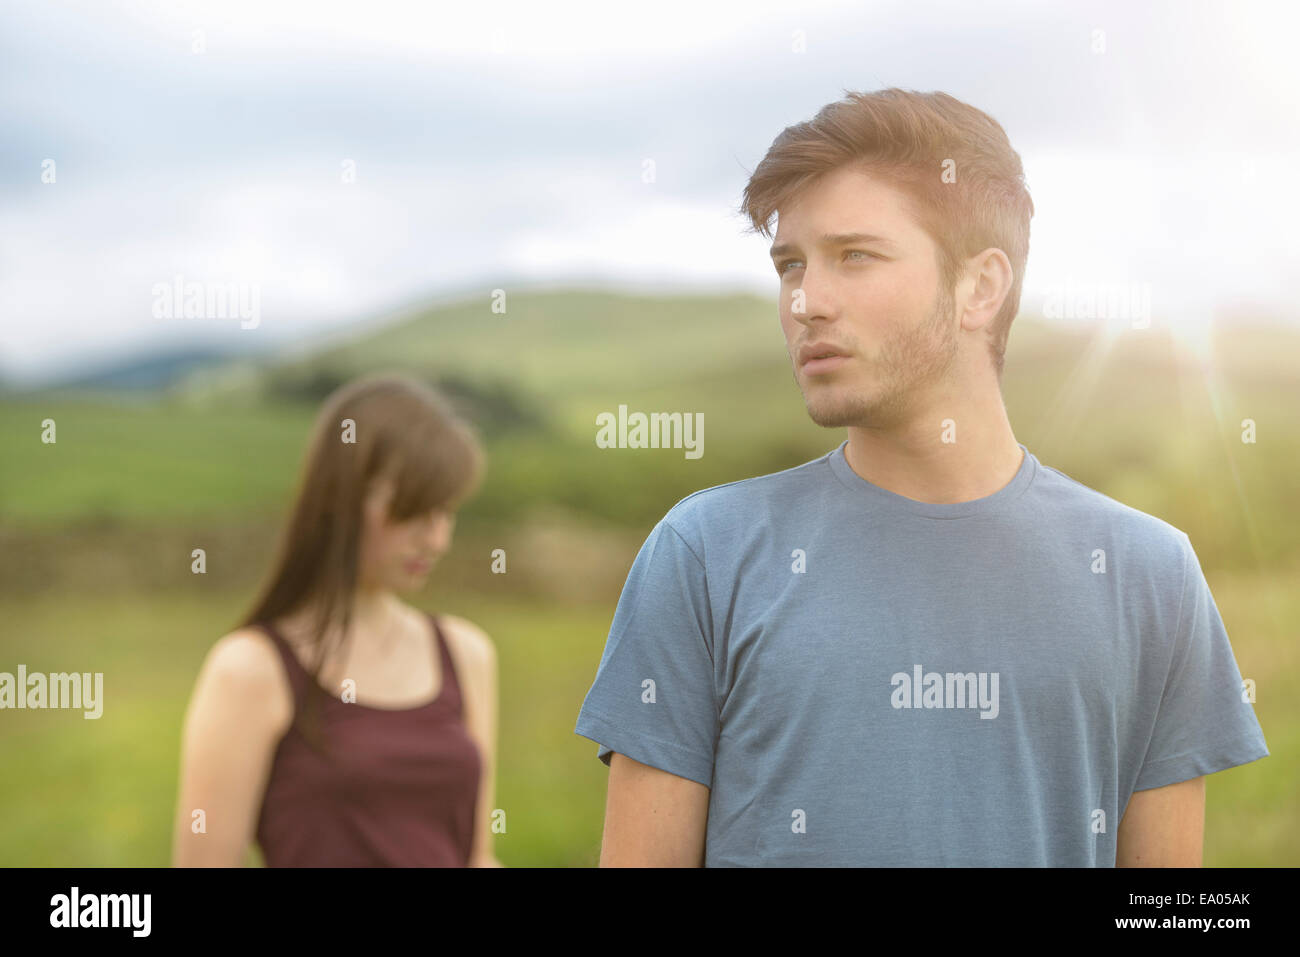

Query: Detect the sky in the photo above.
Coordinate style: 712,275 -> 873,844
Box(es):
2,0 -> 1298,385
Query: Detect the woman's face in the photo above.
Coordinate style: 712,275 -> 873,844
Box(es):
357,477 -> 456,591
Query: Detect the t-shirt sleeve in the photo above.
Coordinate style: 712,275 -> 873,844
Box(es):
1133,533 -> 1269,790
573,515 -> 718,789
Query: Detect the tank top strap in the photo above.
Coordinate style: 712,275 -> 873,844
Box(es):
255,619 -> 312,708
428,613 -> 466,718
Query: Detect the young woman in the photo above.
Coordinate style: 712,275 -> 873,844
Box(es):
172,372 -> 501,867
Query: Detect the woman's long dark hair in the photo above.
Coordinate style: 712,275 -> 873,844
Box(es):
237,372 -> 485,756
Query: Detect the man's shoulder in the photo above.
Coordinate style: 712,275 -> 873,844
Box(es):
659,446 -> 837,536
1031,457 -> 1192,563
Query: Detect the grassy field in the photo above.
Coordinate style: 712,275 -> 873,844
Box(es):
2,572 -> 1293,867
0,587 -> 625,866
1,289 -> 1295,866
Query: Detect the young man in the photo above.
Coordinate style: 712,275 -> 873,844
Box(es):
573,88 -> 1268,866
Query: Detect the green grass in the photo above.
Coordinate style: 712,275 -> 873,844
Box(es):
0,568 -> 1291,866
0,588 -> 624,867
0,397 -> 316,525
4,292 -> 1296,566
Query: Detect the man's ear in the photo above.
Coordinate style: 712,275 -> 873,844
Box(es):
960,248 -> 1013,332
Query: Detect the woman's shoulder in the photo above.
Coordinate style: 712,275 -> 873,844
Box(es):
431,612 -> 496,675
196,625 -> 296,734
205,624 -> 285,677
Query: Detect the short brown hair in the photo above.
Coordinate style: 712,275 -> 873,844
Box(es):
740,88 -> 1034,380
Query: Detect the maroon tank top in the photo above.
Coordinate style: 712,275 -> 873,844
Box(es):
254,612 -> 481,867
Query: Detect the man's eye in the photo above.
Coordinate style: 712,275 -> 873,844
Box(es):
778,252 -> 872,274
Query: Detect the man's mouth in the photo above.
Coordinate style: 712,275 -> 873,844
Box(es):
797,343 -> 851,374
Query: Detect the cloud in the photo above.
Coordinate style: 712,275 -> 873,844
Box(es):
2,0 -> 1297,383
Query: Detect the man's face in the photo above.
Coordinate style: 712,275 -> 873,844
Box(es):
770,164 -> 959,429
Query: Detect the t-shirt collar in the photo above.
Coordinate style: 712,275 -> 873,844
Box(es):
827,439 -> 1038,519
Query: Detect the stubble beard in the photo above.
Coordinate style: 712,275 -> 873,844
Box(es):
796,284 -> 958,430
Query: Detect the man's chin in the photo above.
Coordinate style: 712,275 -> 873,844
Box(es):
803,400 -> 867,429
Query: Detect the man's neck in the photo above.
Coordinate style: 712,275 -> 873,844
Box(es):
842,406 -> 1023,506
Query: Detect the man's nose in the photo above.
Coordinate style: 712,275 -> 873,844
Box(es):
792,266 -> 836,323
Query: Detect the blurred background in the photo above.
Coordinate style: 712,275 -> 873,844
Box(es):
1,0 -> 1296,865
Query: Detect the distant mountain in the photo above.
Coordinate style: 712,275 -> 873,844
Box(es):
187,287 -> 784,437
8,288 -> 780,399
14,344 -> 267,394
256,287 -> 781,398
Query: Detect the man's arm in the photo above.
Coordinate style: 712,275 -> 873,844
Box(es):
1116,776 -> 1205,866
599,752 -> 711,867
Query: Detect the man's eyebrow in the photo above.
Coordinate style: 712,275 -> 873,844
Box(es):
769,232 -> 897,259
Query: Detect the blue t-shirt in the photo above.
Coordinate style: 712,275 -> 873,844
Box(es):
574,441 -> 1269,866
